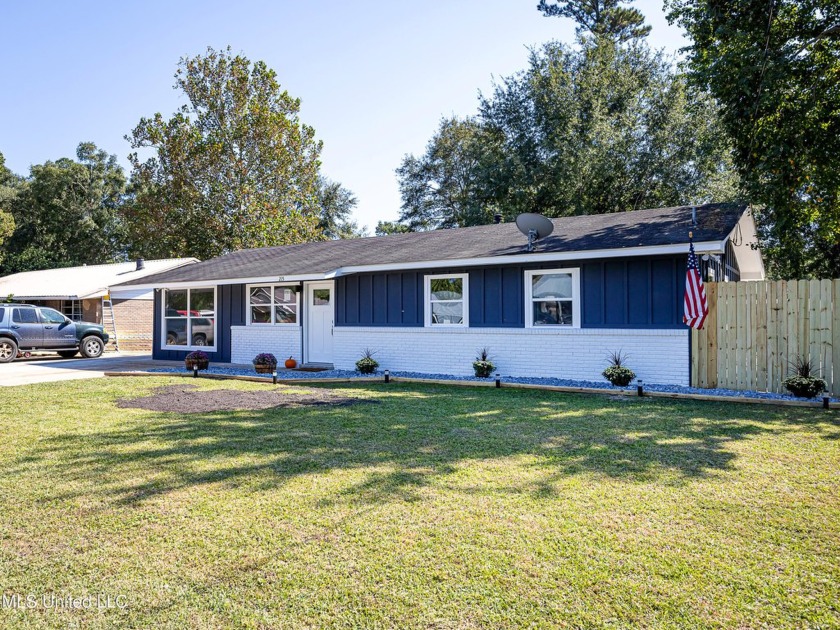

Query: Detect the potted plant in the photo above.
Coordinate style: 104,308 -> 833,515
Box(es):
356,348 -> 379,374
602,350 -> 636,387
284,356 -> 297,369
184,350 -> 209,371
783,355 -> 827,399
473,347 -> 495,378
253,353 -> 278,374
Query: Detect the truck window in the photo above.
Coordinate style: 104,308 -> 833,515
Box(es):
12,308 -> 39,324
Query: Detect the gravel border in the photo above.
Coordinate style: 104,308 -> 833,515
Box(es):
135,366 -> 838,403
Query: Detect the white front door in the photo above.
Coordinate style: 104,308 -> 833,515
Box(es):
306,282 -> 334,364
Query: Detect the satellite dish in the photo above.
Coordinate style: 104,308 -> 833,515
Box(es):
516,213 -> 555,252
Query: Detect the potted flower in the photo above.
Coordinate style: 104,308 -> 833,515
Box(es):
602,350 -> 636,387
783,355 -> 827,399
355,348 -> 379,374
473,347 -> 495,378
253,353 -> 278,374
184,350 -> 209,371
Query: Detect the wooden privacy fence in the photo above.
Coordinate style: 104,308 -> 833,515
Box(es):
691,280 -> 840,394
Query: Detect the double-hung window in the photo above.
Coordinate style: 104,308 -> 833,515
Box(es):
525,268 -> 580,328
425,274 -> 468,327
163,288 -> 216,349
248,285 -> 299,325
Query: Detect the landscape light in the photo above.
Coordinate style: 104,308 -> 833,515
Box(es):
495,373 -> 501,388
384,369 -> 390,383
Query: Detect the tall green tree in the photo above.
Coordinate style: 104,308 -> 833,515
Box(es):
374,221 -> 411,236
667,0 -> 840,278
1,143 -> 126,274
397,37 -> 738,230
124,47 -> 324,259
0,153 -> 20,265
316,176 -> 365,239
537,0 -> 651,41
396,117 -> 504,230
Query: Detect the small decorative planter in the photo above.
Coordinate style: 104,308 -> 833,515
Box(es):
473,347 -> 495,378
253,353 -> 278,375
356,348 -> 379,374
602,350 -> 636,387
184,351 -> 209,371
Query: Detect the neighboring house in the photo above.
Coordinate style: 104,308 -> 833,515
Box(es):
0,258 -> 198,351
112,203 -> 763,384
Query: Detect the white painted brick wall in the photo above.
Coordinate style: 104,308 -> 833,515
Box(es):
230,326 -> 302,365
332,327 -> 689,385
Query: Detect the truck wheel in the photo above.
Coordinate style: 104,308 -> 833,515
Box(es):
58,350 -> 79,358
0,339 -> 17,363
80,336 -> 104,359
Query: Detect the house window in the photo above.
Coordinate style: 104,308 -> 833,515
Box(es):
248,285 -> 299,325
525,268 -> 580,328
60,300 -> 82,321
163,288 -> 216,349
425,274 -> 469,327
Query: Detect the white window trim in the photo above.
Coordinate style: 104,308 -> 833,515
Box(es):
424,273 -> 469,328
161,286 -> 218,352
524,268 -> 581,329
246,283 -> 301,327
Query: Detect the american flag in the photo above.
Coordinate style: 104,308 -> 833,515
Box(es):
683,238 -> 708,330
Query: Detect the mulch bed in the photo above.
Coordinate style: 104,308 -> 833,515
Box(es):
117,384 -> 371,414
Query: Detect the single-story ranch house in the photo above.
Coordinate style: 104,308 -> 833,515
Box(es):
113,203 -> 763,385
0,258 -> 197,350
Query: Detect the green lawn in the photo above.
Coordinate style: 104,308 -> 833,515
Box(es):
0,377 -> 838,629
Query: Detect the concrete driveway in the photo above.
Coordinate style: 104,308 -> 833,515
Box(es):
0,353 -> 180,387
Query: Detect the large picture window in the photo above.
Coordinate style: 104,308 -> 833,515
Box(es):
425,274 -> 469,327
525,269 -> 580,328
163,288 -> 216,349
248,285 -> 299,325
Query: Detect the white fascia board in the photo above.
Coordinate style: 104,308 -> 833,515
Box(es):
107,276 -> 282,291
324,241 -> 726,278
276,274 -> 330,282
7,295 -> 80,301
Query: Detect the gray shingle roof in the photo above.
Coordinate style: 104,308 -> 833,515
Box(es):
114,203 -> 746,286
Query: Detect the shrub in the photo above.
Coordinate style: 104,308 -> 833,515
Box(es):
184,350 -> 209,371
602,349 -> 636,387
783,355 -> 827,399
356,348 -> 379,374
473,347 -> 495,378
252,353 -> 278,367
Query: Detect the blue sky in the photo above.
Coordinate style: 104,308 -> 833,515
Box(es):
0,1 -> 687,231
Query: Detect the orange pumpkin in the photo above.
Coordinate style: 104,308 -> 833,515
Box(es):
284,356 -> 297,369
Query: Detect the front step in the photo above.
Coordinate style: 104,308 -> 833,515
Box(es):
299,363 -> 334,371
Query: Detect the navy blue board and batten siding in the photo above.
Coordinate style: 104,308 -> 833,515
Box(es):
152,284 -> 246,362
335,255 -> 687,329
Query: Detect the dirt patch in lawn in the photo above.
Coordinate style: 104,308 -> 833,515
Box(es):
117,384 -> 371,414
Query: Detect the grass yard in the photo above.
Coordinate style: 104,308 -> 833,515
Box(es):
0,377 -> 838,629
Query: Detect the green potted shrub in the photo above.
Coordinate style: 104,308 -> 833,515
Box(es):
356,348 -> 379,374
473,347 -> 495,378
184,350 -> 209,371
783,355 -> 827,399
602,350 -> 636,387
253,353 -> 278,374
